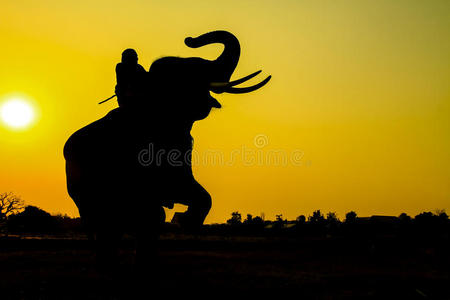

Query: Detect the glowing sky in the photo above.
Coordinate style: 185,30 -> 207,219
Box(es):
1,0 -> 449,223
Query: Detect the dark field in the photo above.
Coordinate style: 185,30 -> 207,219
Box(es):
1,231 -> 449,299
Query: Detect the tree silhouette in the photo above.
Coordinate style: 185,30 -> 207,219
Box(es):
227,211 -> 242,225
7,205 -> 56,233
273,214 -> 286,229
399,213 -> 411,223
345,211 -> 357,224
243,214 -> 253,224
415,211 -> 435,223
296,215 -> 306,225
435,209 -> 448,221
326,212 -> 339,224
251,216 -> 264,225
438,211 -> 448,221
0,192 -> 25,222
308,210 -> 325,225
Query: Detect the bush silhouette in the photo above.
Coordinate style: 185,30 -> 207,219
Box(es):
309,210 -> 325,225
345,211 -> 357,224
227,211 -> 242,226
7,205 -> 57,234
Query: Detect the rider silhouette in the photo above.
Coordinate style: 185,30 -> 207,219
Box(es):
115,48 -> 147,107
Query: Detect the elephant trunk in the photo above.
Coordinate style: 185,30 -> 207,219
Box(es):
184,30 -> 240,82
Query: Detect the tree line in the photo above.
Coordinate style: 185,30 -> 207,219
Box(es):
0,192 -> 83,235
220,209 -> 449,237
1,192 -> 449,237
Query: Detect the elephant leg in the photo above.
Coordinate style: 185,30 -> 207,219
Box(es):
174,181 -> 212,231
95,219 -> 122,274
135,205 -> 164,286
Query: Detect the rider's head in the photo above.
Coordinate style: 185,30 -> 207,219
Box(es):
121,48 -> 138,64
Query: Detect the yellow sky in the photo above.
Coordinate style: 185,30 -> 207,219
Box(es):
1,0 -> 449,223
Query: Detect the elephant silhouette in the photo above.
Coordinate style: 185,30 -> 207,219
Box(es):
63,30 -> 271,268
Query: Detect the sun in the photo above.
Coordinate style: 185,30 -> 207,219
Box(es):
0,98 -> 36,129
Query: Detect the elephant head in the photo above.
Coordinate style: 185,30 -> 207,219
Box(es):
144,30 -> 271,121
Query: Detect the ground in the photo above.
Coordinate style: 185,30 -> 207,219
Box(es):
0,231 -> 448,299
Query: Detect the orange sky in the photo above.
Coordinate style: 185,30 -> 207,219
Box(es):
1,0 -> 449,223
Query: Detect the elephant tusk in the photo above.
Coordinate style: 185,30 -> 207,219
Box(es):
224,75 -> 271,94
210,70 -> 262,90
227,70 -> 262,86
209,82 -> 228,89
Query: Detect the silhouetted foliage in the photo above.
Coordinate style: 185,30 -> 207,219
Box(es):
325,212 -> 340,234
309,210 -> 325,225
243,214 -> 253,224
204,209 -> 450,239
52,214 -> 84,233
296,215 -> 306,225
345,211 -> 357,224
326,212 -> 339,224
272,214 -> 286,230
413,211 -> 449,236
238,214 -> 264,234
436,210 -> 448,221
250,216 -> 264,226
1,205 -> 448,241
242,214 -> 264,226
0,192 -> 25,222
399,213 -> 411,223
7,206 -> 57,234
227,211 -> 242,226
414,212 -> 437,226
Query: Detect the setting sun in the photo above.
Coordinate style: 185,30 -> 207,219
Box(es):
0,98 -> 36,129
